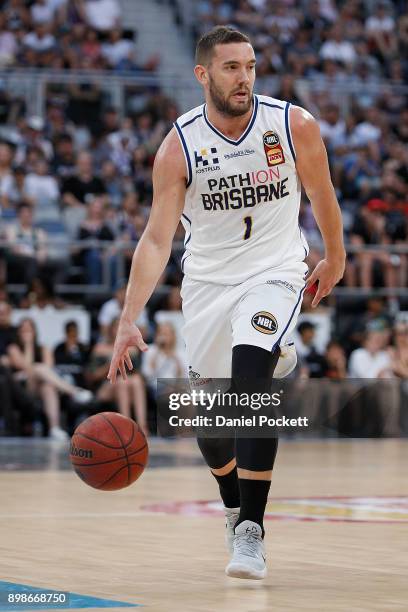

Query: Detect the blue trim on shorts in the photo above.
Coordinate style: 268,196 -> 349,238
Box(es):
285,102 -> 296,163
273,283 -> 306,351
174,122 -> 192,187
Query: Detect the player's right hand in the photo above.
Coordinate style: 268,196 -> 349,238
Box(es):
107,318 -> 148,384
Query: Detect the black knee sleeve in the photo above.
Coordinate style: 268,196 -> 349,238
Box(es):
196,436 -> 235,470
232,344 -> 280,472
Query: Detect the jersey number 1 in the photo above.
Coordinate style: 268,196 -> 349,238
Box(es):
243,216 -> 252,240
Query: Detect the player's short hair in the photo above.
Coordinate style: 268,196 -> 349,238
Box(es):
195,26 -> 251,66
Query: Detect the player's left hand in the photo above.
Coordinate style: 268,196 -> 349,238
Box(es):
305,257 -> 345,308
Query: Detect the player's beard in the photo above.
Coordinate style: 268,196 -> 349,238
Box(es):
208,75 -> 252,117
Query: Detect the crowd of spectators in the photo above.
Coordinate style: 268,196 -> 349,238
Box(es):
0,0 -> 159,72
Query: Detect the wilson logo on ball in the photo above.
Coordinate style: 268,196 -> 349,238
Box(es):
70,444 -> 93,459
251,311 -> 278,334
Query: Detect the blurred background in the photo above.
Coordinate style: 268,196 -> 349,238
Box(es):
0,0 -> 407,440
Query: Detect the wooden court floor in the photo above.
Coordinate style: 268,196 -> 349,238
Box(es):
0,438 -> 407,612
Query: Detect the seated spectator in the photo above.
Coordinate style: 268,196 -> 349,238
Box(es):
24,157 -> 59,207
388,319 -> 408,379
52,133 -> 76,180
62,151 -> 106,207
142,322 -> 186,388
4,203 -> 48,283
83,0 -> 121,32
23,23 -> 56,54
87,317 -> 148,435
0,141 -> 14,208
98,279 -> 148,341
54,320 -> 89,388
1,165 -> 33,209
31,0 -> 55,26
319,23 -> 357,67
19,276 -> 66,310
324,340 -> 347,380
0,14 -> 18,67
7,318 -> 92,439
348,325 -> 392,378
76,196 -> 115,285
100,160 -> 125,209
101,29 -> 135,69
365,1 -> 397,64
296,321 -> 327,378
81,27 -> 102,64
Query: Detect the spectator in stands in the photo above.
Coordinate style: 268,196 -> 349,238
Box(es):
324,340 -> 347,379
16,116 -> 53,163
319,23 -> 357,67
1,165 -> 32,210
365,1 -> 397,65
81,27 -> 102,64
54,320 -> 89,388
0,141 -> 14,209
0,13 -> 18,67
52,133 -> 76,180
87,317 -> 148,435
142,322 -> 186,388
30,0 -> 55,26
101,28 -> 135,69
7,317 -> 92,439
5,202 -> 48,283
98,279 -> 148,341
100,160 -> 125,209
388,319 -> 408,379
62,151 -> 106,207
83,0 -> 121,33
76,196 -> 115,285
296,321 -> 327,378
19,276 -> 65,310
24,157 -> 59,208
348,323 -> 392,378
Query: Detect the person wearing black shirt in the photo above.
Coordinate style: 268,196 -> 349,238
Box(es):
62,151 -> 106,207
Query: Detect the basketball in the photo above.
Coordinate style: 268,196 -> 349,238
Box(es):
69,412 -> 148,491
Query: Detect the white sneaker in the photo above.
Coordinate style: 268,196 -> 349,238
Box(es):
224,507 -> 240,554
73,388 -> 93,404
225,520 -> 267,580
274,341 -> 297,379
49,426 -> 69,441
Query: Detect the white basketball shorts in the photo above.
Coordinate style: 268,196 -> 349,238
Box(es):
181,263 -> 308,380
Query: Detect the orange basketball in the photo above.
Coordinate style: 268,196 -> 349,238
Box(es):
69,412 -> 148,491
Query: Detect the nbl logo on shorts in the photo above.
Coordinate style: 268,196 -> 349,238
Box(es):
194,147 -> 219,168
251,311 -> 278,335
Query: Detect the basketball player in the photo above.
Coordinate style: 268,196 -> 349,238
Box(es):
108,27 -> 346,580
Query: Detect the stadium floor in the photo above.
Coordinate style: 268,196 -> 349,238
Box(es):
0,438 -> 407,611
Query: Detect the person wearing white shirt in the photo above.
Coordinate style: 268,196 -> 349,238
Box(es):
348,330 -> 392,378
24,159 -> 59,206
320,24 -> 356,66
84,0 -> 121,32
142,322 -> 186,387
98,280 -> 148,340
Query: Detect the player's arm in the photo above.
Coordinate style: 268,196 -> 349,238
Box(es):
107,128 -> 187,383
290,106 -> 346,307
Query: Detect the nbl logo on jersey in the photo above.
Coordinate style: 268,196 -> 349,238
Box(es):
194,147 -> 220,173
263,131 -> 285,167
251,311 -> 278,335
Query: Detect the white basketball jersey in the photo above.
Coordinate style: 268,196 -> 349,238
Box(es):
174,94 -> 309,285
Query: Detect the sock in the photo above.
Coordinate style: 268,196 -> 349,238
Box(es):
212,465 -> 240,509
235,478 -> 271,537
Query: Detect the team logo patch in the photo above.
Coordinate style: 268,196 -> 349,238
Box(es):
194,147 -> 219,168
263,131 -> 285,167
251,311 -> 278,335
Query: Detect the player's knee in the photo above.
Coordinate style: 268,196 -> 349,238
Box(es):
196,436 -> 235,470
